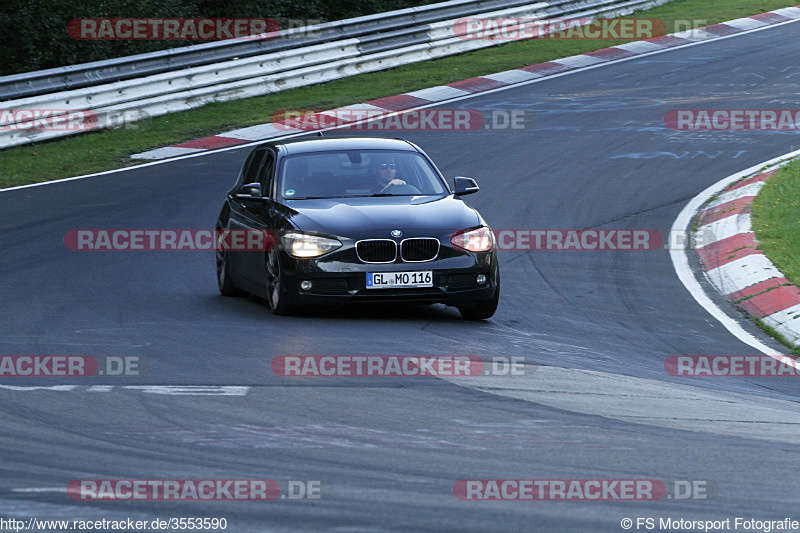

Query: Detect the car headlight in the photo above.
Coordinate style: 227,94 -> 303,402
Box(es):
450,226 -> 494,252
282,233 -> 342,258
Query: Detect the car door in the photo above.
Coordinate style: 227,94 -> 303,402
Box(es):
237,150 -> 278,285
227,148 -> 267,283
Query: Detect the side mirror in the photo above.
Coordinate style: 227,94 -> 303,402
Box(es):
453,176 -> 479,196
236,182 -> 264,200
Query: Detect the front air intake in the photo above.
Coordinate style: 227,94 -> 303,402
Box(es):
356,240 -> 397,263
401,238 -> 439,262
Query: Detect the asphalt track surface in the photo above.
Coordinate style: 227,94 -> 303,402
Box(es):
2,21 -> 800,532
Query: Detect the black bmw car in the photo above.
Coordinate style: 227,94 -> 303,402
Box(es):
215,137 -> 499,319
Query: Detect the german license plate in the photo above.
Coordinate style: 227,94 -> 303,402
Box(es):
366,271 -> 433,289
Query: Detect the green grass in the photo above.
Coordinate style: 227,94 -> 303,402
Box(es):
754,318 -> 800,355
751,160 -> 800,286
747,159 -> 800,350
1,0 -> 798,188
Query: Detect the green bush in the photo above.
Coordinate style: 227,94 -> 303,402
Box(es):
0,0 -> 435,76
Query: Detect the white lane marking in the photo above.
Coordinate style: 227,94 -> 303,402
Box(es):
0,385 -> 250,395
0,385 -> 79,391
614,40 -> 664,53
672,29 -> 717,41
670,148 -> 800,357
552,54 -> 605,68
11,487 -> 67,493
126,146 -> 202,159
481,70 -> 542,84
706,254 -> 783,295
762,304 -> 800,345
323,103 -> 387,113
698,212 -> 752,243
773,7 -> 800,18
724,18 -> 769,31
703,181 -> 764,209
219,122 -> 304,142
125,386 -> 249,395
404,85 -> 470,101
2,17 -> 799,193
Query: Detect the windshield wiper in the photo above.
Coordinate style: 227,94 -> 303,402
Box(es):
289,194 -> 419,199
289,195 -> 347,200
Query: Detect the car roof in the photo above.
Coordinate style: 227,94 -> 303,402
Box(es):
274,137 -> 418,155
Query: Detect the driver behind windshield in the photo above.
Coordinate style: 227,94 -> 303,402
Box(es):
368,156 -> 407,193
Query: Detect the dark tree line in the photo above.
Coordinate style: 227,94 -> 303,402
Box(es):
0,0 -> 436,76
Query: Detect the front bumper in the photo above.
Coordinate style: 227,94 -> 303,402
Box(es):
281,249 -> 498,307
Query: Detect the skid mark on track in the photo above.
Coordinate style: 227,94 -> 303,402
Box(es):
90,420 -> 634,452
419,320 -> 605,362
0,334 -> 150,347
442,365 -> 800,443
609,150 -> 749,160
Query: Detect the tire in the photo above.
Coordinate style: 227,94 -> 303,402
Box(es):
266,253 -> 297,316
457,273 -> 499,320
216,249 -> 244,297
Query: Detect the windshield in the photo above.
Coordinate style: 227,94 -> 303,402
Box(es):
278,150 -> 447,200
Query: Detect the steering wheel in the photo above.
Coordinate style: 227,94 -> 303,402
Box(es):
380,183 -> 422,194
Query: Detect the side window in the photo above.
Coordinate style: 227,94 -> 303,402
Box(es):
239,151 -> 258,182
242,149 -> 266,184
258,152 -> 275,198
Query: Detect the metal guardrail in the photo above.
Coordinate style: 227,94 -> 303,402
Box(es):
0,0 -> 543,101
0,0 -> 673,149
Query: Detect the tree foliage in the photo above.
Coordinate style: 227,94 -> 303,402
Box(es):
0,0 -> 436,76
